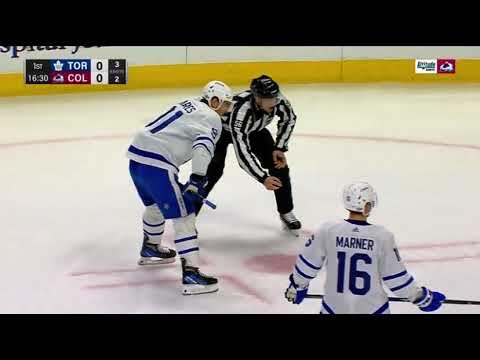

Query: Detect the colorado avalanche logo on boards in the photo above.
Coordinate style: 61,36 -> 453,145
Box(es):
437,59 -> 456,74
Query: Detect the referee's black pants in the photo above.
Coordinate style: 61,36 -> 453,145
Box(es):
195,128 -> 294,215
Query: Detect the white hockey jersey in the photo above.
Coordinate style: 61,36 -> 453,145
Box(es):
126,98 -> 222,176
292,219 -> 422,314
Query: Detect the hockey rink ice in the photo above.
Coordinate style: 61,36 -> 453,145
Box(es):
1,83 -> 479,314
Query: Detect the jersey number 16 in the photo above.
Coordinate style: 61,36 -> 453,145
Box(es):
337,252 -> 372,295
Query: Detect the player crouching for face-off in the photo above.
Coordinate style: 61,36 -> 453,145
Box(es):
126,81 -> 233,295
285,182 -> 446,314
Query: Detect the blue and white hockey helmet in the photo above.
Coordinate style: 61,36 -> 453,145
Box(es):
342,182 -> 378,215
202,80 -> 234,107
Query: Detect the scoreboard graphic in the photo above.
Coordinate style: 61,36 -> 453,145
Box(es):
25,59 -> 128,85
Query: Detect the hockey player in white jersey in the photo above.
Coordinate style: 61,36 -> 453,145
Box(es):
285,182 -> 446,314
127,81 -> 233,295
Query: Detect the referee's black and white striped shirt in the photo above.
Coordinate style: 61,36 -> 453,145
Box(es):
223,90 -> 297,183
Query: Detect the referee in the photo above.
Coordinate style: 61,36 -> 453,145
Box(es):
195,75 -> 301,234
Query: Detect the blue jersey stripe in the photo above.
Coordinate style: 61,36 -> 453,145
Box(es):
174,235 -> 198,244
192,139 -> 214,151
195,136 -> 215,147
178,247 -> 200,255
322,301 -> 335,314
143,229 -> 164,236
383,270 -> 407,281
294,265 -> 315,279
390,276 -> 414,292
128,145 -> 179,172
372,302 -> 389,314
143,220 -> 165,228
299,254 -> 321,270
192,143 -> 213,157
150,111 -> 184,134
146,106 -> 176,127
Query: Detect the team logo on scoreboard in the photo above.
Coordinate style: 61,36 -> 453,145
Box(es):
52,74 -> 64,83
437,59 -> 456,74
415,59 -> 437,74
53,60 -> 64,72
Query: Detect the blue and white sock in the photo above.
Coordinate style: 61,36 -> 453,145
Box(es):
172,214 -> 199,267
143,204 -> 165,245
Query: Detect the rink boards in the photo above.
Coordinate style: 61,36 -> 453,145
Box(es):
1,46 -> 480,97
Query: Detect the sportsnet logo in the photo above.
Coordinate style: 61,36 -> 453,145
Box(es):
437,59 -> 456,74
415,59 -> 437,74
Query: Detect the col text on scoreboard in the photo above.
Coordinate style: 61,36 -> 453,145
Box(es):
25,59 -> 128,85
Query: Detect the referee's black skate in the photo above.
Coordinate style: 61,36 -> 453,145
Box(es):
280,211 -> 302,237
138,234 -> 177,266
181,258 -> 219,295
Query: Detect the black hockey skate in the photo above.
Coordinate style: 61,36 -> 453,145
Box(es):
279,211 -> 302,237
181,258 -> 219,295
138,234 -> 177,266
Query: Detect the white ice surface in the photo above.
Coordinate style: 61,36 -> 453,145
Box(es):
1,83 -> 479,313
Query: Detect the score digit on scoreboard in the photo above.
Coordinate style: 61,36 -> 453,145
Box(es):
25,59 -> 128,85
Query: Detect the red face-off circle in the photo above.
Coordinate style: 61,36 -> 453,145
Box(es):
244,254 -> 296,274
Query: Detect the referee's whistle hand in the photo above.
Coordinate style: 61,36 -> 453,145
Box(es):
264,176 -> 283,190
273,150 -> 287,169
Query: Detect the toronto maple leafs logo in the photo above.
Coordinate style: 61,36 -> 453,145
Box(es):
53,60 -> 64,72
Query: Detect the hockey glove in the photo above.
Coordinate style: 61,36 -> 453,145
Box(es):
413,287 -> 446,312
285,274 -> 308,305
183,174 -> 208,204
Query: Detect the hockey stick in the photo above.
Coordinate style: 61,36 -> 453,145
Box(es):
195,193 -> 217,209
305,294 -> 480,305
202,198 -> 217,210
184,190 -> 217,210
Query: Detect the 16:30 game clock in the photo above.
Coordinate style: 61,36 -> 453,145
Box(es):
24,59 -> 128,85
